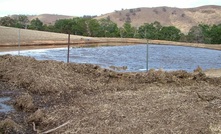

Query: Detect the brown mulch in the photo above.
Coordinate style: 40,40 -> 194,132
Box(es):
0,55 -> 221,133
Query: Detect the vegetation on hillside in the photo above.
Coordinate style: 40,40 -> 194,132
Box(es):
1,15 -> 221,44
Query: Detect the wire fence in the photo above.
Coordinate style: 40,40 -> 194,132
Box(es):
0,26 -> 147,46
0,26 -> 84,46
0,26 -> 150,70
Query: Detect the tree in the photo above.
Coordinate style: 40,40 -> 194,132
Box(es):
43,24 -> 55,32
119,27 -> 125,38
187,24 -> 211,43
121,22 -> 135,38
138,21 -> 162,39
199,24 -> 211,44
210,24 -> 221,44
87,19 -> 101,37
54,19 -> 74,34
152,21 -> 162,31
0,15 -> 29,28
99,19 -> 119,37
158,26 -> 181,41
179,33 -> 188,42
15,15 -> 29,28
29,18 -> 44,30
0,16 -> 16,27
71,17 -> 85,35
187,26 -> 203,43
138,23 -> 157,39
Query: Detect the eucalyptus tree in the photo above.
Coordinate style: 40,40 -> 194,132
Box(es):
158,26 -> 182,41
72,17 -> 87,35
210,24 -> 221,44
99,19 -> 119,37
15,15 -> 29,28
138,21 -> 162,39
29,18 -> 43,30
54,19 -> 74,34
0,16 -> 16,27
121,22 -> 135,38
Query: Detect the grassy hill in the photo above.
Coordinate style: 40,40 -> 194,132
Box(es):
0,26 -> 146,48
6,5 -> 221,34
28,14 -> 74,25
96,5 -> 221,34
0,26 -> 83,46
10,14 -> 74,25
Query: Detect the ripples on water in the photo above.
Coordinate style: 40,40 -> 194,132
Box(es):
1,44 -> 221,72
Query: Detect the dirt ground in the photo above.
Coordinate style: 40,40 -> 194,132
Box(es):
0,55 -> 221,133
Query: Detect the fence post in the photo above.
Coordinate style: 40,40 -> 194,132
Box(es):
67,34 -> 70,63
146,39 -> 149,72
18,28 -> 21,55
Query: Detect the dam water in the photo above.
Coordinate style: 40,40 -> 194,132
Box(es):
1,44 -> 221,72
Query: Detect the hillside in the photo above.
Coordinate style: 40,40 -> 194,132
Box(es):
10,14 -> 74,25
6,5 -> 221,34
0,26 -> 84,46
28,14 -> 74,24
96,5 -> 221,34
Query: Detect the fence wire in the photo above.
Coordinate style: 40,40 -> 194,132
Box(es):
0,26 -> 80,46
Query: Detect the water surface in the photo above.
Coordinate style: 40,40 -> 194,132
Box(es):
1,44 -> 221,72
0,97 -> 13,113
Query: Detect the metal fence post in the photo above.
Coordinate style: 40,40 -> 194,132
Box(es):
18,28 -> 21,55
67,34 -> 70,63
146,39 -> 149,72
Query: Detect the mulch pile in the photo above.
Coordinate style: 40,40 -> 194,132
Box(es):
0,55 -> 221,133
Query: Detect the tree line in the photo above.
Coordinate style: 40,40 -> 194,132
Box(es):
1,15 -> 221,44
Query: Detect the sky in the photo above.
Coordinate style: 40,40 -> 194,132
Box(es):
0,0 -> 221,17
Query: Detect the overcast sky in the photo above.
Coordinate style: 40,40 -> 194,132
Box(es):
0,0 -> 221,17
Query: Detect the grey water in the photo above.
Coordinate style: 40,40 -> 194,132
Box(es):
1,44 -> 221,72
0,97 -> 13,113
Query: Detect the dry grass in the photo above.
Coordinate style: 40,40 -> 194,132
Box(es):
0,26 -> 83,46
28,14 -> 74,25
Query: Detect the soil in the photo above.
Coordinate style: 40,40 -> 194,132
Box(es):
0,55 -> 221,133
